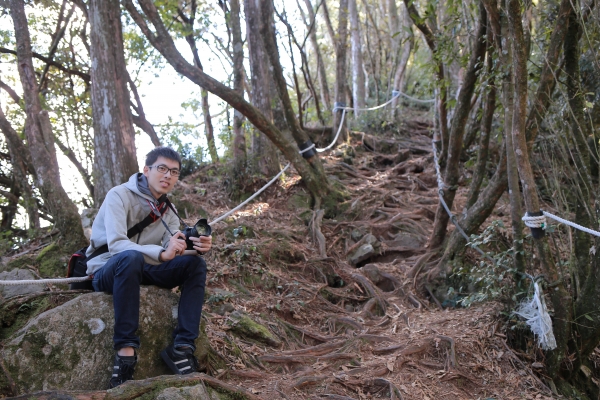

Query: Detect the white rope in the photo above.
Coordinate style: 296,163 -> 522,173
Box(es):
522,211 -> 600,237
394,90 -> 436,104
514,282 -> 557,350
317,109 -> 347,153
0,276 -> 91,286
210,163 -> 291,225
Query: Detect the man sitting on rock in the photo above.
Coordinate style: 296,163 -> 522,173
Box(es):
86,147 -> 212,388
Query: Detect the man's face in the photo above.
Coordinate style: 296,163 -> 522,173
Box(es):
143,156 -> 180,199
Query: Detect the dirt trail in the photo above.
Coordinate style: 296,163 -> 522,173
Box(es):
172,118 -> 556,399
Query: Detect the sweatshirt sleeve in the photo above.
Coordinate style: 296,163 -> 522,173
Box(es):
104,190 -> 164,261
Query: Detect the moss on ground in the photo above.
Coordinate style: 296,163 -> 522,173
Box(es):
36,243 -> 69,277
227,312 -> 281,347
1,255 -> 39,273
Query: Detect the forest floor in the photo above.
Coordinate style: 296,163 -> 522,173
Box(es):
163,111 -> 560,400
1,110 -> 572,399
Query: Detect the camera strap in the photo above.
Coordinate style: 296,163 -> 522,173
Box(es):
147,197 -> 189,237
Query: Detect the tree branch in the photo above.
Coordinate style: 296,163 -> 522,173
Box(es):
0,46 -> 90,83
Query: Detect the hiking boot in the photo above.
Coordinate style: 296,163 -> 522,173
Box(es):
109,352 -> 137,388
161,345 -> 199,375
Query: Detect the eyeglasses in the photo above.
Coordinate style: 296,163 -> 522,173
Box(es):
149,164 -> 181,177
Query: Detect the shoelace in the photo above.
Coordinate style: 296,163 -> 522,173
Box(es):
119,362 -> 135,381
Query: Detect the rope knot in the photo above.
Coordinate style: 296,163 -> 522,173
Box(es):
522,213 -> 547,229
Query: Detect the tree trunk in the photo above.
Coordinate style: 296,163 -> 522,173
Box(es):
244,0 -> 281,177
9,0 -> 86,249
230,0 -> 247,186
466,46 -> 495,209
565,0 -> 600,361
428,2 -> 487,249
334,0 -> 349,145
403,0 -> 449,167
259,0 -> 331,202
303,0 -> 332,113
391,4 -> 413,118
128,73 -> 161,147
125,0 -> 332,202
507,0 -> 572,380
89,0 -> 139,205
349,0 -> 365,115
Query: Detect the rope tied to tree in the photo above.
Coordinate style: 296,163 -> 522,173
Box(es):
522,211 -> 600,237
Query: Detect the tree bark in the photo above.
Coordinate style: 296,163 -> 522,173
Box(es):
89,0 -> 139,204
466,47 -> 496,209
391,3 -> 413,118
0,108 -> 39,230
507,0 -> 572,379
128,73 -> 161,147
564,0 -> 600,361
428,2 -> 487,249
334,0 -> 349,144
230,0 -> 247,184
9,0 -> 86,248
244,0 -> 281,177
403,0 -> 448,165
303,0 -> 332,113
349,0 -> 365,114
259,0 -> 330,198
124,0 -> 331,202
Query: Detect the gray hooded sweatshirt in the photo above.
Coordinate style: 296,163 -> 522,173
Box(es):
85,173 -> 180,275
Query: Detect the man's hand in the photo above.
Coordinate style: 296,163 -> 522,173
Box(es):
189,235 -> 212,254
161,231 -> 187,261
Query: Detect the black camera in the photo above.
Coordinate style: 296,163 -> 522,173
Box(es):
183,219 -> 212,251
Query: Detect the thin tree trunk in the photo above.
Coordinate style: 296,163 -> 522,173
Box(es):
89,0 -> 139,204
128,73 -> 161,147
244,0 -> 281,177
507,0 -> 572,379
179,1 -> 219,163
230,0 -> 247,182
0,107 -> 39,229
428,2 -> 487,249
321,0 -> 337,48
302,0 -> 332,113
349,0 -> 365,114
334,0 -> 349,145
466,50 -> 495,209
403,0 -> 449,166
9,0 -> 86,249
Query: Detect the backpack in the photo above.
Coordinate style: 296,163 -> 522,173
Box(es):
66,199 -> 170,291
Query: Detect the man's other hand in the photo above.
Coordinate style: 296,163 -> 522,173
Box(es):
161,231 -> 187,261
189,235 -> 212,254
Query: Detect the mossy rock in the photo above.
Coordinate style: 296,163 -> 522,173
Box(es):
227,311 -> 281,348
36,243 -> 69,278
1,255 -> 39,273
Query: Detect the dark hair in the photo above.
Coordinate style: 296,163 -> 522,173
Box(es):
145,147 -> 182,169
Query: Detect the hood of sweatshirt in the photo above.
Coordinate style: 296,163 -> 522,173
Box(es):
123,173 -> 166,204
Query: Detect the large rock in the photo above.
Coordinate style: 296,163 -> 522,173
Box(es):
0,269 -> 44,299
1,286 -> 195,394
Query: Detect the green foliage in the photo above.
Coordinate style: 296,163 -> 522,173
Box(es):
450,221 -> 526,307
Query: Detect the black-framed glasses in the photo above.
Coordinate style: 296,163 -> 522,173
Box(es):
149,164 -> 181,176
